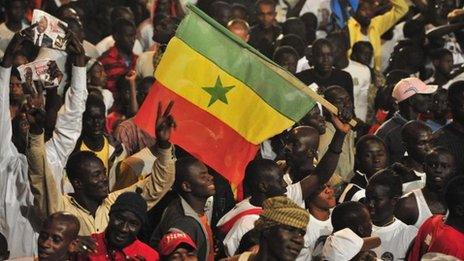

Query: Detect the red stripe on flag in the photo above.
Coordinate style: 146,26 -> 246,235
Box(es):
134,81 -> 259,186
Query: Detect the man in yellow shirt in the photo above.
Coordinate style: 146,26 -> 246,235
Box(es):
347,0 -> 409,71
27,101 -> 176,236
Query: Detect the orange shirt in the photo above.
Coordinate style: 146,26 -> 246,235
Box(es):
199,214 -> 215,261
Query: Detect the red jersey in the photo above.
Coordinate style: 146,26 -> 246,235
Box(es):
408,215 -> 464,260
87,232 -> 159,261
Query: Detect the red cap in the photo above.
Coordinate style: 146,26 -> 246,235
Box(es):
158,232 -> 197,256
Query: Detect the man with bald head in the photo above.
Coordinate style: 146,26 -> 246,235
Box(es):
281,126 -> 320,184
37,212 -> 80,260
227,19 -> 249,42
399,120 -> 434,194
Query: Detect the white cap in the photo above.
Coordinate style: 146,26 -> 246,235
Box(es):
322,228 -> 364,260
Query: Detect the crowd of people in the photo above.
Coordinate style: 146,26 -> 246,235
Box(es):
0,0 -> 464,260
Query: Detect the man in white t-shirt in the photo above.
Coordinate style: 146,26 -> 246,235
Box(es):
297,184 -> 335,261
327,32 -> 372,122
217,112 -> 352,256
0,0 -> 29,53
365,168 -> 418,260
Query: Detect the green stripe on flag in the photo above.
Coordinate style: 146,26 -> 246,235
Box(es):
175,4 -> 315,122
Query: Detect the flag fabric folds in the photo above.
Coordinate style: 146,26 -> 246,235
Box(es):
134,4 -> 316,189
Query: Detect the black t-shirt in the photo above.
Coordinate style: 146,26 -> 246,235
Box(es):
295,68 -> 354,101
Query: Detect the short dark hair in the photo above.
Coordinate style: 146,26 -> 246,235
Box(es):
444,176 -> 464,216
324,85 -> 349,103
301,12 -> 318,31
112,18 -> 135,35
278,34 -> 305,57
85,92 -> 106,113
326,32 -> 350,51
282,17 -> 306,39
256,0 -> 276,10
312,38 -> 332,56
331,201 -> 367,233
368,169 -> 403,198
273,45 -> 298,63
111,6 -> 133,22
243,159 -> 279,196
355,135 -> 386,159
174,157 -> 201,193
66,151 -> 102,181
403,19 -> 425,39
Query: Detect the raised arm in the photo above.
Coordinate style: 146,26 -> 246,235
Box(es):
44,32 -> 88,192
299,112 -> 351,199
426,22 -> 464,39
109,101 -> 176,209
375,0 -> 409,35
27,109 -> 65,217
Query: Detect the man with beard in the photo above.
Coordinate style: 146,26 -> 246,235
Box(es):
395,148 -> 456,228
87,192 -> 159,260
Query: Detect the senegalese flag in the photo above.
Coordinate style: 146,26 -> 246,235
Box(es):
134,4 -> 317,193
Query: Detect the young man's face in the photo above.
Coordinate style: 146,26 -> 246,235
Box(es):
278,53 -> 298,74
404,128 -> 434,163
284,129 -> 319,171
37,221 -> 75,260
437,54 -> 454,76
311,185 -> 336,210
185,162 -> 216,199
263,166 -> 288,198
354,1 -> 374,28
353,45 -> 373,67
10,75 -> 24,97
313,44 -> 334,74
228,24 -> 249,42
424,152 -> 456,192
89,63 -> 108,87
365,184 -> 396,226
82,105 -> 106,138
77,159 -> 109,201
357,140 -> 388,177
167,247 -> 198,261
256,3 -> 276,28
107,210 -> 142,249
152,17 -> 177,45
115,25 -> 136,54
267,225 -> 305,261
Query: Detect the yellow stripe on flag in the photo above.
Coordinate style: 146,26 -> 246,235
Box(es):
155,37 -> 295,145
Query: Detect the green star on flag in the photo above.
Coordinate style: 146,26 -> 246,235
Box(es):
202,76 -> 235,107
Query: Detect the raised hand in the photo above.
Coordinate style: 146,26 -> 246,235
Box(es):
155,101 -> 175,148
75,236 -> 97,254
331,105 -> 353,134
1,24 -> 37,67
125,70 -> 137,83
26,107 -> 46,135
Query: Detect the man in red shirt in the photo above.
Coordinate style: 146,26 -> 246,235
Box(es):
408,176 -> 464,260
88,192 -> 160,260
98,18 -> 138,95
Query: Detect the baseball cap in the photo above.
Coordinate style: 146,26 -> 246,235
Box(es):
392,77 -> 438,102
158,231 -> 197,256
322,228 -> 381,260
